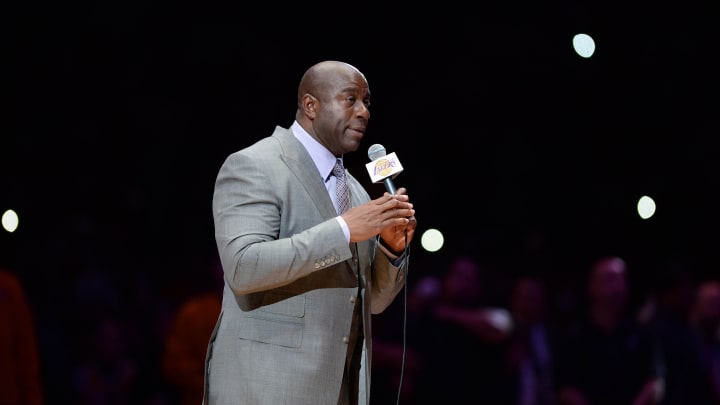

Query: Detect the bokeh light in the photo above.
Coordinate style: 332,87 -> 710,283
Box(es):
637,195 -> 656,219
1,209 -> 19,233
420,228 -> 444,253
573,33 -> 596,58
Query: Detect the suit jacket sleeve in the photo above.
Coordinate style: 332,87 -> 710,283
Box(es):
212,144 -> 355,298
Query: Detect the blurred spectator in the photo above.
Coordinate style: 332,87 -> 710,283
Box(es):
0,267 -> 44,405
691,279 -> 720,404
72,316 -> 139,405
414,255 -> 513,404
504,274 -> 557,405
553,255 -> 661,405
371,274 -> 441,404
637,258 -> 713,404
125,270 -> 177,404
162,257 -> 223,405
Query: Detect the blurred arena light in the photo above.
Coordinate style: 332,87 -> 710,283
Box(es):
637,195 -> 656,220
2,209 -> 19,233
573,33 -> 596,58
420,228 -> 444,253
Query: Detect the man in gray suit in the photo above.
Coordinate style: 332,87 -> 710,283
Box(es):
205,60 -> 417,405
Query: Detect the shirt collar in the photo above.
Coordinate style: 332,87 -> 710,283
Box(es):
290,120 -> 342,182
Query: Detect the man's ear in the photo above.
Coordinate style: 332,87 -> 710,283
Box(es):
301,93 -> 318,119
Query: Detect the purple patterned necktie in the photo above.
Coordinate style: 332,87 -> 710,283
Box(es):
333,159 -> 350,214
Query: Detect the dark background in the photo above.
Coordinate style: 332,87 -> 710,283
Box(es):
4,1 -> 719,402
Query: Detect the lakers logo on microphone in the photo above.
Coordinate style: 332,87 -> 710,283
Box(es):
365,151 -> 403,184
373,158 -> 396,178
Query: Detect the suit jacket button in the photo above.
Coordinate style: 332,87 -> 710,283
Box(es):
342,336 -> 350,344
349,296 -> 356,304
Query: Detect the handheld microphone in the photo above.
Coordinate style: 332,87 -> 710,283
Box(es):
366,144 -> 404,195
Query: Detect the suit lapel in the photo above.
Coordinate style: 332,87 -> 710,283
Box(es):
273,127 -> 338,220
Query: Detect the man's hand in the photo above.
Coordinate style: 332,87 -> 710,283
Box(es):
379,189 -> 416,254
342,188 -> 416,246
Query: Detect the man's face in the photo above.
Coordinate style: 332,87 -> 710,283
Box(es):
312,71 -> 371,157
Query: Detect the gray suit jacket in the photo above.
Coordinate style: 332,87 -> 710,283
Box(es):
205,126 -> 407,404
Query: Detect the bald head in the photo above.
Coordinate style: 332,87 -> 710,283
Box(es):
297,61 -> 367,110
293,60 -> 371,156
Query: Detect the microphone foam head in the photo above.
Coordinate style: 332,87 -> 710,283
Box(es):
368,144 -> 387,161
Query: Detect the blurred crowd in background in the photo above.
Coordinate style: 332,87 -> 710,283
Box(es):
3,239 -> 720,405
